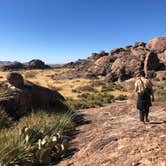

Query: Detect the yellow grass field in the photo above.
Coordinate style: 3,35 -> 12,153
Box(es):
0,68 -> 132,100
0,69 -> 92,99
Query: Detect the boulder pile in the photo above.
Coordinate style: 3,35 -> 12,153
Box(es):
64,36 -> 166,81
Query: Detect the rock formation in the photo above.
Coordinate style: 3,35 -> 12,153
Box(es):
63,35 -> 166,81
0,72 -> 67,120
0,59 -> 50,71
1,61 -> 25,71
26,59 -> 50,69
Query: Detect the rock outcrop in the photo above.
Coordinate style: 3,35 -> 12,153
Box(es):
0,72 -> 67,120
58,102 -> 166,166
63,36 -> 166,81
0,59 -> 50,71
146,36 -> 166,53
26,59 -> 50,69
1,62 -> 25,71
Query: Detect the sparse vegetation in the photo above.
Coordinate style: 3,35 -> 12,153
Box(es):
72,85 -> 96,93
155,87 -> 166,102
0,110 -> 76,165
24,71 -> 37,78
115,94 -> 128,100
0,109 -> 13,129
101,83 -> 127,92
69,92 -> 115,109
90,80 -> 105,87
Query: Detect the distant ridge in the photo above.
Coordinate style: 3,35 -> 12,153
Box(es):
0,61 -> 12,66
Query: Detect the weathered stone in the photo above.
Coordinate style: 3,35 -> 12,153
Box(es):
144,52 -> 165,76
146,36 -> 166,53
0,73 -> 67,120
157,50 -> 166,64
110,56 -> 142,81
27,59 -> 50,69
155,71 -> 166,81
62,35 -> 166,82
87,55 -> 112,76
7,72 -> 24,88
133,42 -> 146,48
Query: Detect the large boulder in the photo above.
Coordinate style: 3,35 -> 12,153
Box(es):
87,55 -> 112,77
146,36 -> 166,53
0,72 -> 67,120
109,56 -> 142,81
157,51 -> 166,64
7,72 -> 24,88
27,59 -> 50,69
88,51 -> 108,61
144,52 -> 165,76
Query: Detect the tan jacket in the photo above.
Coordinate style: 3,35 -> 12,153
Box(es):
135,77 -> 153,93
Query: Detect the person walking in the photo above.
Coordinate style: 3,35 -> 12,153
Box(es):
135,70 -> 154,124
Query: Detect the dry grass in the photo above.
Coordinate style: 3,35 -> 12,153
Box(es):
0,69 -> 91,100
0,68 -> 134,101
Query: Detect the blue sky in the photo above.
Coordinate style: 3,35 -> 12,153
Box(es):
0,0 -> 166,63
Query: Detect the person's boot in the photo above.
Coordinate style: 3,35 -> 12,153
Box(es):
145,114 -> 149,122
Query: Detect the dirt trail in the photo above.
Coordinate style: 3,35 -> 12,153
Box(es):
58,101 -> 166,166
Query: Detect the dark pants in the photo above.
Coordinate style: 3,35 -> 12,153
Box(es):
139,108 -> 149,122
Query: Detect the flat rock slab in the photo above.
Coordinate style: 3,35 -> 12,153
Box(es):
57,101 -> 166,166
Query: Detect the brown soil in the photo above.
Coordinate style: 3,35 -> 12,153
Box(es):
57,101 -> 166,166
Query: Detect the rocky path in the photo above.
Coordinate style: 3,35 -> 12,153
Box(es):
58,101 -> 166,166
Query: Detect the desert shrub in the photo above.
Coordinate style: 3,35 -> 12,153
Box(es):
72,85 -> 96,93
0,110 -> 76,165
0,109 -> 13,129
24,71 -> 37,78
113,84 -> 127,91
115,94 -> 128,101
90,80 -> 105,87
72,89 -> 81,93
155,88 -> 166,102
74,92 -> 114,109
101,83 -> 126,92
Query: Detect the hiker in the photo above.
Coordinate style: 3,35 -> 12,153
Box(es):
135,71 -> 154,123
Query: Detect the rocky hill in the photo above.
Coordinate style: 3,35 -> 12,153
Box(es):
63,36 -> 166,82
0,61 -> 12,66
0,59 -> 50,71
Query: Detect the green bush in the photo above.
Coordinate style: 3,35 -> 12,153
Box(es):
90,80 -> 105,87
72,85 -> 96,93
0,111 -> 76,165
72,92 -> 114,109
0,109 -> 13,129
115,95 -> 128,101
101,83 -> 126,92
155,88 -> 166,102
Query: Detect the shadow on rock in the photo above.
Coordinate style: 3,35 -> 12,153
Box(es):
149,120 -> 166,125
